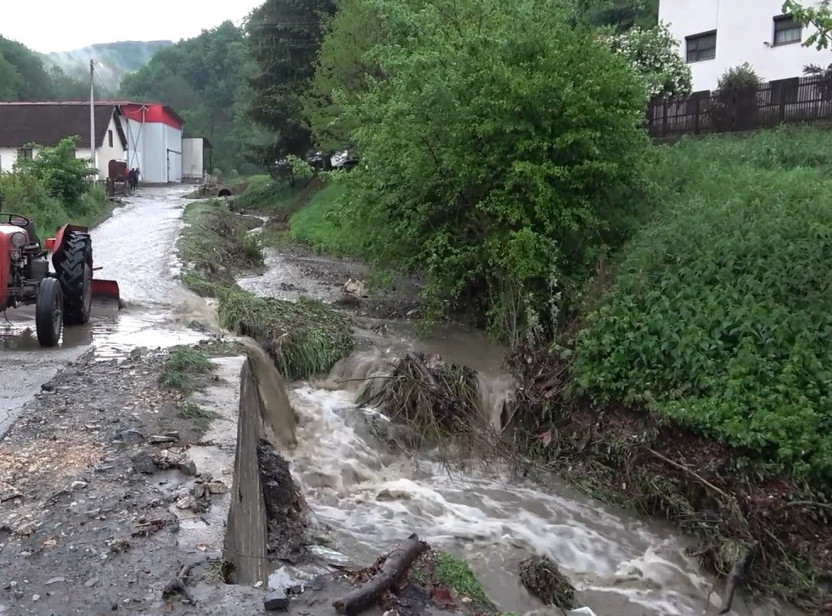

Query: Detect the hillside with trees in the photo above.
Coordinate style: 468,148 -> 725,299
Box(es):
0,35 -> 88,101
46,40 -> 172,93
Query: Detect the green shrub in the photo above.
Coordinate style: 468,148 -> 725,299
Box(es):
341,0 -> 650,344
575,128 -> 832,479
15,137 -> 98,206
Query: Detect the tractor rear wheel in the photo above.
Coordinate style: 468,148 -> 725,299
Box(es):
36,277 -> 63,347
58,231 -> 92,326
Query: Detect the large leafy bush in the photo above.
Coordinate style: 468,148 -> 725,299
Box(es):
341,0 -> 649,344
575,128 -> 832,478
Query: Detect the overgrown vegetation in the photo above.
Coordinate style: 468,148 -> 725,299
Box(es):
218,290 -> 353,380
287,179 -> 365,256
576,128 -> 832,479
160,347 -> 213,393
0,138 -> 108,234
179,199 -> 353,379
332,0 -> 650,344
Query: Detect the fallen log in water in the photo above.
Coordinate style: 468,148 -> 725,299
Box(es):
333,534 -> 428,615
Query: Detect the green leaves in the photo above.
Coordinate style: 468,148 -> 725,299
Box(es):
330,0 -> 649,342
575,128 -> 832,479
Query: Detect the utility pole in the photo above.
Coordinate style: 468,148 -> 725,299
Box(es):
90,59 -> 96,169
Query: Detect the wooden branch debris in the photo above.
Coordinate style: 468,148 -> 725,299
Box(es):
333,534 -> 428,616
718,548 -> 750,614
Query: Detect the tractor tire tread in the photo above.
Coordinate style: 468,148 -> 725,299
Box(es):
58,231 -> 92,326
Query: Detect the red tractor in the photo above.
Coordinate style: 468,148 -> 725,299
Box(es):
0,213 -> 120,347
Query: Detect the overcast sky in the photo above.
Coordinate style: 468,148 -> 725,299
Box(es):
2,0 -> 265,53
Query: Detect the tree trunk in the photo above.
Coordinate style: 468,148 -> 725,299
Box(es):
333,534 -> 428,616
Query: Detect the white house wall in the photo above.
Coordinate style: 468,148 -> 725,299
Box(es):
182,138 -> 204,180
164,124 -> 182,183
661,0 -> 832,91
0,148 -> 16,173
93,115 -> 127,180
124,118 -> 145,175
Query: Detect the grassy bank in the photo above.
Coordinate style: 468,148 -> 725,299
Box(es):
178,199 -> 353,379
512,127 -> 832,612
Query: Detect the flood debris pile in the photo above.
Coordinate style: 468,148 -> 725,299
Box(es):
258,440 -> 309,561
357,352 -> 495,455
334,537 -> 496,616
518,555 -> 575,610
179,199 -> 263,293
179,199 -> 355,379
508,345 -> 832,614
219,291 -> 353,379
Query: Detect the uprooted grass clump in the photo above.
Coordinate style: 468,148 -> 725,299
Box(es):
508,345 -> 832,613
356,352 -> 491,453
218,289 -> 353,380
179,200 -> 354,380
160,347 -> 213,393
179,199 -> 264,290
518,555 -> 575,609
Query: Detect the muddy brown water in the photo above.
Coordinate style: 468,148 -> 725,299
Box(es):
0,187 -> 805,615
238,231 -> 806,616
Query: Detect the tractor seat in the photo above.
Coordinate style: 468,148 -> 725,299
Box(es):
11,217 -> 40,247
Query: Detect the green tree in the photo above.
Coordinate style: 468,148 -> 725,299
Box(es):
15,138 -> 97,207
0,50 -> 21,100
783,0 -> 832,49
245,0 -> 337,164
304,0 -> 389,151
342,0 -> 649,343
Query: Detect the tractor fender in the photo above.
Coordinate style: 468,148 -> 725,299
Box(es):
49,224 -> 92,270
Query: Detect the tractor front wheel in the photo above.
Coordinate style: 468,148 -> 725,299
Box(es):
36,277 -> 63,347
58,231 -> 92,326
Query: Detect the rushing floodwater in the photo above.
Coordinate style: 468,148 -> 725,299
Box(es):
2,187 -> 800,615
237,240 -> 805,616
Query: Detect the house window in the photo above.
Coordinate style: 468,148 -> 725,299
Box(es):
17,147 -> 33,161
108,130 -> 114,148
686,31 -> 717,63
774,15 -> 802,45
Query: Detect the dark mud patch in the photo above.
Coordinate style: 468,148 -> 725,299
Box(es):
258,439 -> 309,561
508,344 -> 832,614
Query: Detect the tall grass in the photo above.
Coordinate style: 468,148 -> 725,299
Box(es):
289,180 -> 367,257
576,127 -> 832,479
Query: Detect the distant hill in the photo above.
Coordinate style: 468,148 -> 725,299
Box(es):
45,40 -> 173,94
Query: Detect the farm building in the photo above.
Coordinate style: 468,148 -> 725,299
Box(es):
0,102 -> 127,180
0,101 -> 187,184
120,103 -> 184,184
182,137 -> 213,180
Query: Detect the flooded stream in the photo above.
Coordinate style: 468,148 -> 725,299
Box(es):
0,187 -> 801,615
237,241 -> 803,616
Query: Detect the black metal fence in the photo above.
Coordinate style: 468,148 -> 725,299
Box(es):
647,74 -> 832,139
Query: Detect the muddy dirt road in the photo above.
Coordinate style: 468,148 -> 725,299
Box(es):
0,187 -> 206,438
